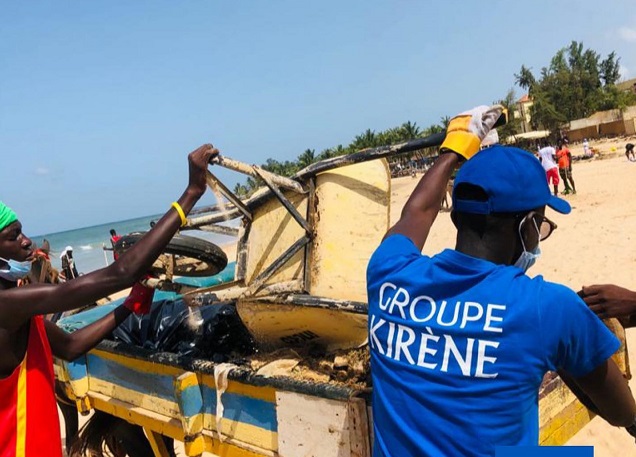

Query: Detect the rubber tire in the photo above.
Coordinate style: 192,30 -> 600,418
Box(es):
114,232 -> 228,277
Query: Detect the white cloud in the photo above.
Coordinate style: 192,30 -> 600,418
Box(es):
35,167 -> 50,176
618,26 -> 636,42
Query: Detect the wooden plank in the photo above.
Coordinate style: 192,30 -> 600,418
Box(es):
144,428 -> 175,457
309,159 -> 390,302
276,391 -> 355,457
237,303 -> 368,351
348,398 -> 371,457
245,191 -> 308,287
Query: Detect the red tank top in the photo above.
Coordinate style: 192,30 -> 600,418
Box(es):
0,316 -> 62,456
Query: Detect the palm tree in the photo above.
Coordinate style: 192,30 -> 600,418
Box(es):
297,149 -> 316,168
514,65 -> 536,94
398,121 -> 421,140
352,129 -> 377,150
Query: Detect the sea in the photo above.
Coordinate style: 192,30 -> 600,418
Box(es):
31,214 -> 237,275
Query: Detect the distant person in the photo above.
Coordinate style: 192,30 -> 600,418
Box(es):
538,142 -> 560,196
0,144 -> 217,456
109,229 -> 121,260
583,138 -> 591,157
60,246 -> 79,280
557,142 -> 576,194
626,143 -> 635,162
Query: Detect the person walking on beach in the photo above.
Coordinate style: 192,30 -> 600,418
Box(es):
537,141 -> 559,196
60,246 -> 79,280
109,229 -> 121,260
583,138 -> 590,157
0,144 -> 217,457
366,105 -> 636,457
557,142 -> 576,194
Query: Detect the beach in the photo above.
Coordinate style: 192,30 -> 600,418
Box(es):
59,137 -> 636,455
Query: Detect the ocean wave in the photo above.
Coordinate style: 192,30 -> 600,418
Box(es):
79,245 -> 94,251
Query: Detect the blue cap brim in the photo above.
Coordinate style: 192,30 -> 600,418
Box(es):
547,195 -> 571,214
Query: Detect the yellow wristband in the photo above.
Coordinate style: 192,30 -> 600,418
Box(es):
171,202 -> 187,226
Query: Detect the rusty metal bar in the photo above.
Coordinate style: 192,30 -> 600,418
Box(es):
196,224 -> 240,237
184,279 -> 303,304
247,236 -> 311,296
253,167 -> 312,235
204,171 -> 252,222
303,178 -> 317,293
293,134 -> 446,179
211,155 -> 307,194
249,294 -> 368,314
235,221 -> 250,283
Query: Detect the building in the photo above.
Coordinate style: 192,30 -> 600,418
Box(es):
513,94 -> 534,133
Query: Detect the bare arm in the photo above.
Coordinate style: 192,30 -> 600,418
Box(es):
44,305 -> 133,361
385,152 -> 460,250
569,359 -> 636,427
0,144 -> 217,330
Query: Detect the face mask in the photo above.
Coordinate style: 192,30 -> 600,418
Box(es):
0,256 -> 32,281
514,245 -> 541,272
513,216 -> 541,272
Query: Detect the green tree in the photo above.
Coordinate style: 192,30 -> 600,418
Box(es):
495,89 -> 521,142
297,149 -> 316,168
515,41 -> 633,133
398,121 -> 421,140
600,51 -> 621,86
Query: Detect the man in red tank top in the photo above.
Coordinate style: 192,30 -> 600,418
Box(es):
0,145 -> 218,456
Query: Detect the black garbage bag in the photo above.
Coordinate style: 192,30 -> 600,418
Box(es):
112,297 -> 254,361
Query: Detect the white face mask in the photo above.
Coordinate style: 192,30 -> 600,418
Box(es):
0,256 -> 32,281
513,216 -> 541,272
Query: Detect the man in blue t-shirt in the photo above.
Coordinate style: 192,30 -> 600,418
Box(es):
366,106 -> 636,457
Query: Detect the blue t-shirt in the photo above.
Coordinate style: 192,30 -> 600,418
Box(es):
366,235 -> 619,457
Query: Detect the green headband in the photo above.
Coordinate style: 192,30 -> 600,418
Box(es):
0,202 -> 18,232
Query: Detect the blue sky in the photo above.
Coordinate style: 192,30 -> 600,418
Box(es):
1,1 -> 635,235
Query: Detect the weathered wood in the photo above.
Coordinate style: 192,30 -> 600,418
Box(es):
186,280 -> 303,303
247,236 -> 310,296
197,224 -> 240,237
253,167 -> 312,235
309,159 -> 390,302
204,171 -> 252,222
250,294 -> 368,314
244,190 -> 307,287
235,221 -> 250,283
211,155 -> 307,194
294,133 -> 446,179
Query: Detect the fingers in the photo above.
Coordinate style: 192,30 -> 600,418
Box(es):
481,105 -> 504,128
189,144 -> 220,166
588,304 -> 608,319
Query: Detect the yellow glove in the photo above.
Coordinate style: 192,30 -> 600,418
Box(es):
441,105 -> 504,160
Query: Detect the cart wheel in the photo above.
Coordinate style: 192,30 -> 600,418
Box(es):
114,232 -> 228,277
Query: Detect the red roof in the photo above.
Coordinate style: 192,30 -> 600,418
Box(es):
517,94 -> 530,103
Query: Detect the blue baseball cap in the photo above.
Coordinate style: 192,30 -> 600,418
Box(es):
452,145 -> 571,215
